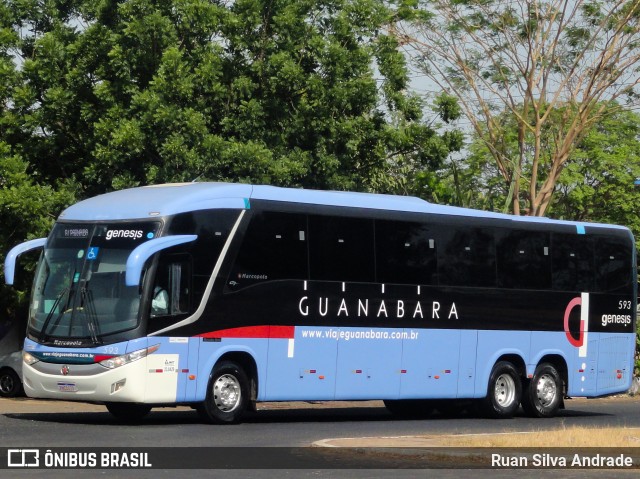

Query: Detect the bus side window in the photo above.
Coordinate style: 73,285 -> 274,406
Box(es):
228,211 -> 308,290
309,215 -> 375,283
496,229 -> 550,290
594,236 -> 632,292
438,226 -> 496,287
168,210 -> 241,302
151,256 -> 191,317
551,233 -> 594,292
375,220 -> 437,285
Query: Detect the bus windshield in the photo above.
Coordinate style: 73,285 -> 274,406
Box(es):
29,222 -> 160,344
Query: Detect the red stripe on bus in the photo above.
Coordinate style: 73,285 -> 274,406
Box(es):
197,325 -> 295,339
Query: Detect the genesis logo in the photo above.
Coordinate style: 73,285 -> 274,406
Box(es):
105,229 -> 144,240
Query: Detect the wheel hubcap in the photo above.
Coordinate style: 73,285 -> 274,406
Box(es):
213,374 -> 241,412
536,374 -> 557,407
0,375 -> 14,394
494,373 -> 516,407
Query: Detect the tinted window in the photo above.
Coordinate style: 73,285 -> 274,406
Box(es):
229,212 -> 308,289
376,220 -> 437,285
496,229 -> 550,289
438,227 -> 496,287
551,233 -> 594,291
594,236 -> 632,292
309,215 -> 374,282
151,255 -> 191,318
168,209 -> 240,302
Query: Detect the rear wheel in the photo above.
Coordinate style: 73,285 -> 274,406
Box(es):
198,361 -> 249,424
105,403 -> 152,423
521,363 -> 563,418
482,361 -> 522,418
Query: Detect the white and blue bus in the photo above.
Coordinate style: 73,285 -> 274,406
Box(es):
4,183 -> 637,422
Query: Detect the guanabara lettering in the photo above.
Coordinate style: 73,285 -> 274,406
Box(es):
298,296 -> 459,320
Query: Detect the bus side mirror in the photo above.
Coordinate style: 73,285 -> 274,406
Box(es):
125,235 -> 197,287
4,238 -> 47,285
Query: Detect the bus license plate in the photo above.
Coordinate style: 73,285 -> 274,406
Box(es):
57,382 -> 78,392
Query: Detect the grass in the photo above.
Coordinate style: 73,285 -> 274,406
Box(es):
437,426 -> 640,447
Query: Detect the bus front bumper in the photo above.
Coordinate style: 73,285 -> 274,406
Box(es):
22,359 -> 149,403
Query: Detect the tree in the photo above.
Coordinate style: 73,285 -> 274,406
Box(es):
553,108 -> 640,236
0,0 -> 462,318
446,105 -> 640,237
0,143 -> 75,318
397,0 -> 640,216
1,0 -> 459,196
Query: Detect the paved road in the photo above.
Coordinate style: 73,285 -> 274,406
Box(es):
1,395 -> 639,478
2,395 -> 640,446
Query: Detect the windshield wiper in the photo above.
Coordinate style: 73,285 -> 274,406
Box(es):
81,287 -> 102,345
39,287 -> 70,342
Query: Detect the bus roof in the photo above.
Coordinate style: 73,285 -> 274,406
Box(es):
58,182 -> 626,232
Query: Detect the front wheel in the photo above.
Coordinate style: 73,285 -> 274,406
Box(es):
198,361 -> 250,424
482,361 -> 522,419
521,363 -> 563,418
0,368 -> 23,398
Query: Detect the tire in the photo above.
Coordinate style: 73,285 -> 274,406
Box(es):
0,368 -> 23,398
383,399 -> 436,418
482,361 -> 522,419
105,402 -> 152,423
198,361 -> 250,424
521,362 -> 563,418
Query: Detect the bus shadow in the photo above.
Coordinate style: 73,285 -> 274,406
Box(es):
3,403 -> 612,427
3,409 -> 201,426
245,405 -> 612,424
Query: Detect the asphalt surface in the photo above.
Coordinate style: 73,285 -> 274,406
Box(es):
2,394 -> 640,447
2,396 -> 640,478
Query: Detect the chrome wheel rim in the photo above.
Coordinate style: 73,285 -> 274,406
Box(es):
536,373 -> 557,407
213,374 -> 241,412
494,373 -> 516,408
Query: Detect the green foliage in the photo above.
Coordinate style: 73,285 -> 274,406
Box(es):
433,93 -> 462,124
1,0 -> 453,196
0,142 -> 76,318
408,0 -> 640,216
0,0 -> 460,318
552,108 -> 640,237
452,105 -> 640,236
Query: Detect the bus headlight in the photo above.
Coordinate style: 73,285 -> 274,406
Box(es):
23,351 -> 39,365
99,344 -> 160,369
